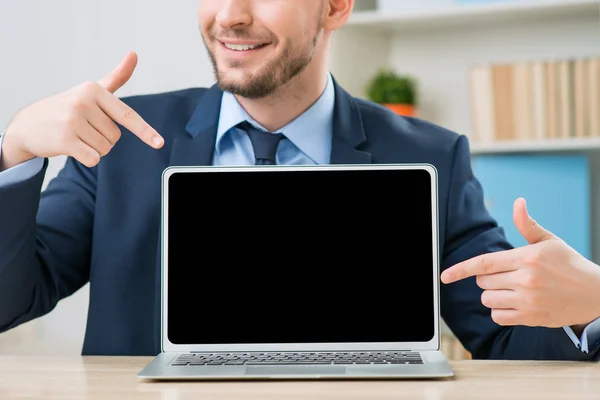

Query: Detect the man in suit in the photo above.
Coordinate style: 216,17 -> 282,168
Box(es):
1,0 -> 599,359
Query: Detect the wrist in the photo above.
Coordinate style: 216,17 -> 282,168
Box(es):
571,262 -> 600,336
0,125 -> 34,170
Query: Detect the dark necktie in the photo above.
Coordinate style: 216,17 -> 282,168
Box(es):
237,121 -> 284,165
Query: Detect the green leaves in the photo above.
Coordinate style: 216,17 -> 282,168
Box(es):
366,69 -> 417,105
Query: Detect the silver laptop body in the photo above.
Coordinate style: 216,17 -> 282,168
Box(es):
138,164 -> 454,380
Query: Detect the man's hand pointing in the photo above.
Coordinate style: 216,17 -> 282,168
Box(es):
441,198 -> 600,332
1,52 -> 164,171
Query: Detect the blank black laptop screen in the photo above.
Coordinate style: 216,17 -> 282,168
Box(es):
166,167 -> 436,345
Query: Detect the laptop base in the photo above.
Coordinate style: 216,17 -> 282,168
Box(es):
138,351 -> 454,380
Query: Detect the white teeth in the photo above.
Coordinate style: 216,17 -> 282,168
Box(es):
224,43 -> 264,51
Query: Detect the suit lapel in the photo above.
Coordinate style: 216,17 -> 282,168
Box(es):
168,84 -> 224,166
169,78 -> 371,166
329,78 -> 372,165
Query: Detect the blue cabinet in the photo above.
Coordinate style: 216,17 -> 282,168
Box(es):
471,154 -> 591,258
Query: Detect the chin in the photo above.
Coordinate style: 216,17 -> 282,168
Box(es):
217,74 -> 249,90
217,80 -> 277,99
216,68 -> 260,91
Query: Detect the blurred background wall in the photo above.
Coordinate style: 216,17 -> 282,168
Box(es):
0,0 -> 599,360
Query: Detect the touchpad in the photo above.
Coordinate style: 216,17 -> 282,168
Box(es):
245,366 -> 346,376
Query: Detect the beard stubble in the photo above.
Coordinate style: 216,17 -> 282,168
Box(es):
203,22 -> 322,99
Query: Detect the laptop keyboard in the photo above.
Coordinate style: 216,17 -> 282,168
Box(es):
171,352 -> 423,366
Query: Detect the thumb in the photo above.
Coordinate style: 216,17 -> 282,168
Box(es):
513,197 -> 554,244
97,51 -> 138,93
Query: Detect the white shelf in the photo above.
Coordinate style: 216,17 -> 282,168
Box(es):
470,137 -> 600,154
346,0 -> 600,33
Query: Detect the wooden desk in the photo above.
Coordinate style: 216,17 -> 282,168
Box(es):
0,356 -> 598,399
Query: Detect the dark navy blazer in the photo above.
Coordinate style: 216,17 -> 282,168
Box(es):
1,80 -> 597,360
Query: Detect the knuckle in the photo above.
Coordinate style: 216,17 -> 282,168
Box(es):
79,80 -> 98,94
107,126 -> 122,144
476,275 -> 484,288
111,126 -> 122,141
122,106 -> 136,121
522,252 -> 541,267
61,113 -> 79,130
529,218 -> 540,231
103,142 -> 114,156
490,310 -> 505,325
520,270 -> 539,289
481,257 -> 496,275
101,124 -> 122,144
72,97 -> 91,113
475,275 -> 485,289
480,291 -> 491,308
98,145 -> 111,157
77,155 -> 95,168
86,152 -> 100,167
491,310 -> 519,326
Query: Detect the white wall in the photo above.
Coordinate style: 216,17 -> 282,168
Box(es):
0,0 -> 215,355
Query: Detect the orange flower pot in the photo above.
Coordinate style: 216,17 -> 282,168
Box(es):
382,103 -> 415,117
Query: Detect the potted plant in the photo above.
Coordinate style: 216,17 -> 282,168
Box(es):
366,69 -> 417,117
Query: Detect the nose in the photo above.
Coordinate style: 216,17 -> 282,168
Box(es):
215,0 -> 252,30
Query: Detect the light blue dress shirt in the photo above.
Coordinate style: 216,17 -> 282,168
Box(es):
212,72 -> 334,166
0,71 -> 599,354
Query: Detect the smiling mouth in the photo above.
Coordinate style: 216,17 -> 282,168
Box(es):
222,42 -> 270,51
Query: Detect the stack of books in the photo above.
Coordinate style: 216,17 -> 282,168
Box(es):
469,56 -> 600,144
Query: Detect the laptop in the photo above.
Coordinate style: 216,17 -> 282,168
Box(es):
138,163 -> 454,380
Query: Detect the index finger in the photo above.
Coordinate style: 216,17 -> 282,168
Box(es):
441,250 -> 518,284
95,88 -> 164,149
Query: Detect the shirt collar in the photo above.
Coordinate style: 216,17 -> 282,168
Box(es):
215,73 -> 335,164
